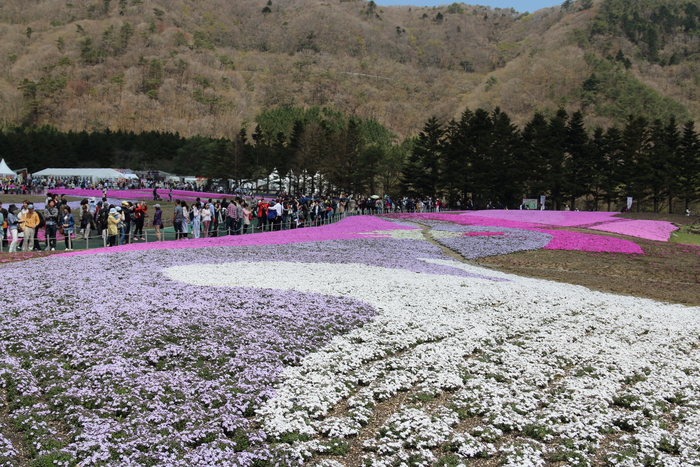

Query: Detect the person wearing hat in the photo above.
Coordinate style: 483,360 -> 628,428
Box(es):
152,204 -> 163,241
19,204 -> 40,252
107,207 -> 119,246
6,204 -> 20,252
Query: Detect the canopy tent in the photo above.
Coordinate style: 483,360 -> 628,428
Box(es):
32,168 -> 132,183
0,159 -> 15,177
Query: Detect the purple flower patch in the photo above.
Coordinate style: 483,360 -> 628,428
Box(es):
0,231 -> 501,466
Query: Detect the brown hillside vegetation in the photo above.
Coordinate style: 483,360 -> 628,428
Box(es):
0,0 -> 698,139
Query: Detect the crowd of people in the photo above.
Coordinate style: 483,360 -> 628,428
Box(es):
0,194 -> 76,252
0,193 -> 445,251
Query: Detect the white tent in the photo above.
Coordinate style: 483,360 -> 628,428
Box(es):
32,168 -> 131,183
0,159 -> 15,177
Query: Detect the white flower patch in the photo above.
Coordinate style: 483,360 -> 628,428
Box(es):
165,260 -> 700,465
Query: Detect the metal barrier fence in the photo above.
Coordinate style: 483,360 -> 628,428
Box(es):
0,207 -> 445,253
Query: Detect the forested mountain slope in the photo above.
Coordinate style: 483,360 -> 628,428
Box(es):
1,0 -> 699,140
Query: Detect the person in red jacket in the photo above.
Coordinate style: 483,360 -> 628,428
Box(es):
132,201 -> 148,241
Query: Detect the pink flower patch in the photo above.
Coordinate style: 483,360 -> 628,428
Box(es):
460,210 -> 621,227
535,228 -> 644,254
588,220 -> 678,241
59,216 -> 418,257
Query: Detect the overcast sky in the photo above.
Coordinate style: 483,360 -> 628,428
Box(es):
373,0 -> 559,14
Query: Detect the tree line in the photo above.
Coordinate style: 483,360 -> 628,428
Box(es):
1,105 -> 699,212
402,108 -> 700,212
0,106 -> 408,196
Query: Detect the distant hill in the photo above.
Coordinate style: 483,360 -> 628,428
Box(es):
1,0 -> 699,140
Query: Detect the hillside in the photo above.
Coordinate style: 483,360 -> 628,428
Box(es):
1,0 -> 699,140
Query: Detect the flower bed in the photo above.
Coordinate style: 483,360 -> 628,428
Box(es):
589,219 -> 678,241
386,213 -> 644,254
458,210 -> 678,242
1,216 -> 698,467
460,210 -> 621,227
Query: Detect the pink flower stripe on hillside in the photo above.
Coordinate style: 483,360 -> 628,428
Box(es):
460,210 -> 622,227
387,213 -> 644,254
59,216 -> 418,257
589,220 -> 678,242
459,210 -> 677,241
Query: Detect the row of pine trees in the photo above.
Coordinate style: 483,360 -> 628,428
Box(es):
402,108 -> 700,212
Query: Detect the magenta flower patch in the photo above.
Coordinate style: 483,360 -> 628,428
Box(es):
589,219 -> 678,241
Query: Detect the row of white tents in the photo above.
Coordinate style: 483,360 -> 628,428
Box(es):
31,168 -> 138,183
0,162 -> 143,184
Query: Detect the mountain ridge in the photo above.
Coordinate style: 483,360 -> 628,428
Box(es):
0,0 -> 698,140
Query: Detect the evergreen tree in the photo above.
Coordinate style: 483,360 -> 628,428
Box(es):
564,110 -> 593,208
620,115 -> 650,211
547,109 -> 569,210
521,112 -> 550,201
401,116 -> 443,198
441,109 -> 474,205
488,108 -> 521,208
677,120 -> 700,211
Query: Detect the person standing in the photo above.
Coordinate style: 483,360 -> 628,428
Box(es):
0,201 -> 8,248
225,200 -> 237,235
242,202 -> 251,234
43,199 -> 60,251
200,203 -> 211,238
19,204 -> 40,252
80,204 -> 94,242
153,204 -> 163,241
173,200 -> 183,240
180,202 -> 190,239
7,204 -> 20,253
235,199 -> 244,235
191,202 -> 201,239
133,201 -> 147,241
107,208 -> 119,246
61,206 -> 75,250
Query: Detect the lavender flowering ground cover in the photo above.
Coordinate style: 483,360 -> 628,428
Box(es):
1,216 -> 699,467
397,219 -> 552,259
